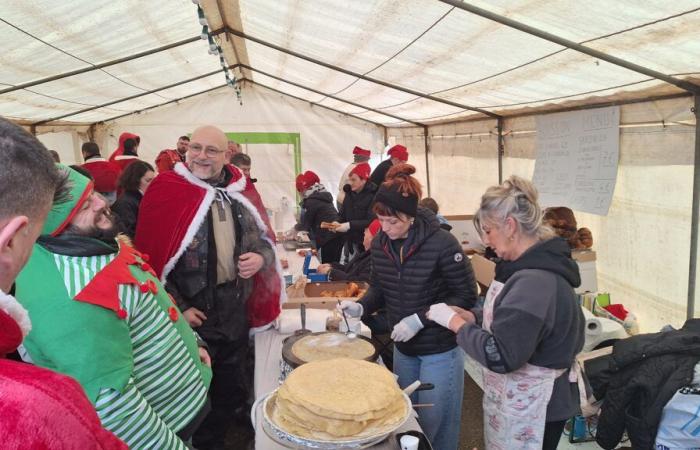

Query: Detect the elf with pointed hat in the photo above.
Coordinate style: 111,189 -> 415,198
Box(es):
15,166 -> 212,450
0,117 -> 126,450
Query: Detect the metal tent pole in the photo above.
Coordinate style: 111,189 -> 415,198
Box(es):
688,95 -> 700,319
424,126 -> 432,197
497,117 -> 504,184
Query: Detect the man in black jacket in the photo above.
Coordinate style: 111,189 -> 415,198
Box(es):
136,125 -> 276,450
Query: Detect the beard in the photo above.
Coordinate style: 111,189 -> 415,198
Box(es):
64,210 -> 119,240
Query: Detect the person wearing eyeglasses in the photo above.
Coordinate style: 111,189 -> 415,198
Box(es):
135,125 -> 283,450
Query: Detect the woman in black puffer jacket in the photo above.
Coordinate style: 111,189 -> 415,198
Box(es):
294,170 -> 343,263
335,162 -> 377,259
339,164 -> 477,450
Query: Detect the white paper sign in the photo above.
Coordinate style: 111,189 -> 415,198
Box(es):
532,106 -> 620,215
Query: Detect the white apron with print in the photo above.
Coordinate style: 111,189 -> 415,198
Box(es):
481,281 -> 565,450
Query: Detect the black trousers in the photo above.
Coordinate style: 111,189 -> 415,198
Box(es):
542,419 -> 567,450
192,338 -> 252,450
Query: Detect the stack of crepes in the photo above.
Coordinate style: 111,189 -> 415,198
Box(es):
273,358 -> 407,440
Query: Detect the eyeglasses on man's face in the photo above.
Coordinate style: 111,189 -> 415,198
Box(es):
188,143 -> 225,158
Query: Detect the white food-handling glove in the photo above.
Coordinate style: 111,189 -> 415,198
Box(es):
335,222 -> 350,233
391,314 -> 424,342
427,303 -> 457,329
337,300 -> 363,318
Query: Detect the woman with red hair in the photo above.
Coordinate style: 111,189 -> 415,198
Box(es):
339,164 -> 477,450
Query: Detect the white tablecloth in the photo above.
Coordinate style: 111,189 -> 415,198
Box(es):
253,329 -> 422,449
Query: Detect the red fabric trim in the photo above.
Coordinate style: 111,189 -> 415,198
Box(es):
51,181 -> 94,237
73,242 -> 141,314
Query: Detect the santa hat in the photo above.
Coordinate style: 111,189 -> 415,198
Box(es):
295,170 -> 320,193
43,165 -> 94,237
349,162 -> 371,180
108,132 -> 140,162
0,291 -> 31,356
352,146 -> 371,157
387,144 -> 409,162
367,219 -> 381,237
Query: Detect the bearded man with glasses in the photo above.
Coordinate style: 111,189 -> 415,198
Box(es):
135,125 -> 282,450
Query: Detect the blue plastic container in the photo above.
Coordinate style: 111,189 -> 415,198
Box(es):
302,252 -> 328,282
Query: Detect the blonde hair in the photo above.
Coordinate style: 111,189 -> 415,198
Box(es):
474,175 -> 554,240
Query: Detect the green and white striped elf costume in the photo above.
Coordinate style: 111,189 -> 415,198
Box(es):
15,166 -> 212,450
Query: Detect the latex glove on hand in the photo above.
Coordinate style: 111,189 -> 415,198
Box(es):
391,314 -> 424,342
427,303 -> 457,329
335,222 -> 350,233
337,300 -> 363,318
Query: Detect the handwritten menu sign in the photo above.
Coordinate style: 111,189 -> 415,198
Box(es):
532,106 -> 620,215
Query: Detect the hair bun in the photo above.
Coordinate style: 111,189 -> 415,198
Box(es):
504,175 -> 539,205
386,163 -> 416,180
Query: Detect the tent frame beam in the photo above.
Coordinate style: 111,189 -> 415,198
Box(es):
439,0 -> 700,95
32,69 -> 224,126
243,78 -> 387,128
95,84 -> 228,124
224,26 -> 501,119
0,33 -> 224,96
238,64 -> 425,126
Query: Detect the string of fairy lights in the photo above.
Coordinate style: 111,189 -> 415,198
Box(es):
193,0 -> 242,104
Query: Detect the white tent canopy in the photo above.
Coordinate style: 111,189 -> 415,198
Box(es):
2,1 -> 700,332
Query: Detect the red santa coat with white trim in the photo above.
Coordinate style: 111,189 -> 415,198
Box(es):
133,163 -> 282,330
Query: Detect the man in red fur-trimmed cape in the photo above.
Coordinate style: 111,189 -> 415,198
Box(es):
135,125 -> 282,449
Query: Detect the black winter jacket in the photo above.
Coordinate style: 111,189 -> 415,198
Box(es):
360,207 -> 477,356
328,250 -> 371,283
297,190 -> 340,247
165,192 -> 274,343
339,182 -> 377,250
369,159 -> 392,187
595,319 -> 700,450
111,190 -> 142,239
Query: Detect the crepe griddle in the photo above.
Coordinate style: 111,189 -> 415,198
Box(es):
282,331 -> 379,369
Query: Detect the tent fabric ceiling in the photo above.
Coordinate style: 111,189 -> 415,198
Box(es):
1,0 -> 698,126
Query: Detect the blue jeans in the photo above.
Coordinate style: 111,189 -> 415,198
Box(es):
394,346 -> 464,450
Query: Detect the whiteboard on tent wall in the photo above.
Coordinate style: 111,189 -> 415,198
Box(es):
532,105 -> 620,215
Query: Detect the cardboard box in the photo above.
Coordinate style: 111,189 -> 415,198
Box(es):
470,254 -> 496,288
284,281 -> 368,309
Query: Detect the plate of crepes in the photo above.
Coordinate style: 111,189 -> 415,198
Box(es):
258,358 -> 412,449
318,281 -> 366,298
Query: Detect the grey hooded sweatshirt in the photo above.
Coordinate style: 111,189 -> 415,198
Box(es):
457,237 -> 585,421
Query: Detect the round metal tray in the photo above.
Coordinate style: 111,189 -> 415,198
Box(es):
255,389 -> 412,449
